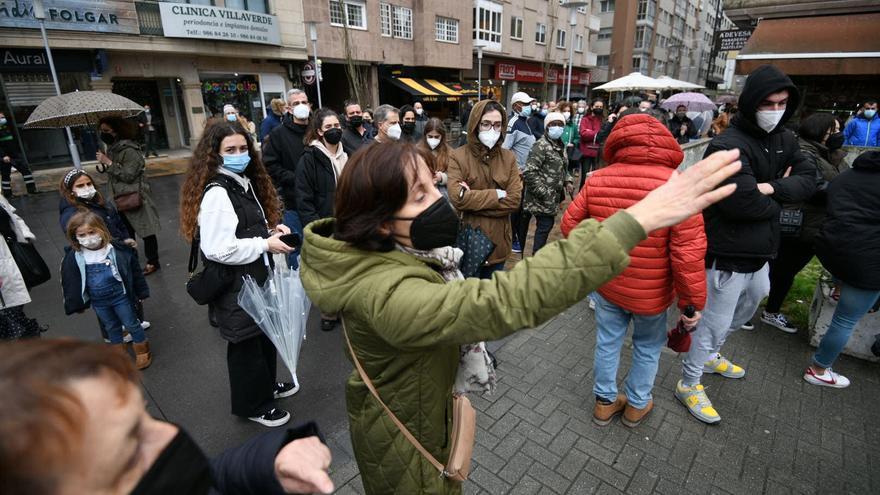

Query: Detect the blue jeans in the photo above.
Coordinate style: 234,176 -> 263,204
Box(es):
478,262 -> 505,280
283,210 -> 303,270
814,282 -> 880,369
86,263 -> 144,344
593,293 -> 668,408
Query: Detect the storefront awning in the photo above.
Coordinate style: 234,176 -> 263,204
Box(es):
384,78 -> 463,101
736,13 -> 880,75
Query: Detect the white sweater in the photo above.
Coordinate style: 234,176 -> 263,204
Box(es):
198,168 -> 270,265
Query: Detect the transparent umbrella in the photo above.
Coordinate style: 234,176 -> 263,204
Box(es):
238,254 -> 311,377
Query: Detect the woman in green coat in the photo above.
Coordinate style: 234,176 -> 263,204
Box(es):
300,142 -> 741,494
97,117 -> 162,275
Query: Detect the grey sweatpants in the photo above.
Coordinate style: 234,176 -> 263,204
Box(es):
681,262 -> 770,386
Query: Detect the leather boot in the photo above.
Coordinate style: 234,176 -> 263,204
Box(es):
593,394 -> 627,426
622,400 -> 654,428
133,341 -> 152,370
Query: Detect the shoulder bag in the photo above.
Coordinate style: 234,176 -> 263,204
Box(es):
342,319 -> 476,482
114,191 -> 143,212
185,235 -> 233,305
7,239 -> 50,289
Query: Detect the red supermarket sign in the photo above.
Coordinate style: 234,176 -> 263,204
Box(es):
495,62 -> 590,85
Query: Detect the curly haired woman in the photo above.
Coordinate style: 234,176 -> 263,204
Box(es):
179,119 -> 297,427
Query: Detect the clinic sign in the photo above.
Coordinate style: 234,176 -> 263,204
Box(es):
158,3 -> 281,46
0,0 -> 138,34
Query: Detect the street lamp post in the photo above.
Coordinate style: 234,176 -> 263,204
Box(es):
475,44 -> 484,101
306,22 -> 322,108
33,0 -> 81,169
562,2 -> 590,102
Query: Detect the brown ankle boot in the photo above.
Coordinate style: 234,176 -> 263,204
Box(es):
593,395 -> 627,426
622,400 -> 654,428
133,341 -> 152,370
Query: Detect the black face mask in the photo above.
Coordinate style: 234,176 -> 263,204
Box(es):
402,122 -> 416,135
323,127 -> 343,145
348,115 -> 363,128
826,131 -> 845,150
130,428 -> 212,495
100,132 -> 116,146
393,198 -> 460,251
592,108 -> 603,116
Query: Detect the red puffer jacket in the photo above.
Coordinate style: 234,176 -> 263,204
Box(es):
561,114 -> 707,315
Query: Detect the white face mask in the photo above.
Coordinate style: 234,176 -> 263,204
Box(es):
415,108 -> 424,116
755,109 -> 785,133
426,137 -> 441,150
478,129 -> 501,149
386,123 -> 402,141
292,103 -> 310,120
562,111 -> 571,121
77,234 -> 103,250
577,107 -> 585,114
74,185 -> 97,200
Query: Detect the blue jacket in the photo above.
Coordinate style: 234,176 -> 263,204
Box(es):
503,113 -> 537,170
844,113 -> 880,147
61,241 -> 149,315
259,112 -> 283,142
59,197 -> 131,241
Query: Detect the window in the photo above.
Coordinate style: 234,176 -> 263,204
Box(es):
636,0 -> 656,22
224,0 -> 268,12
535,23 -> 546,44
575,33 -> 583,52
597,27 -> 612,40
393,5 -> 413,39
632,56 -> 641,71
380,3 -> 392,37
597,55 -> 609,67
510,16 -> 523,40
634,26 -> 652,50
473,1 -> 502,49
556,29 -> 566,49
600,0 -> 615,13
329,0 -> 366,29
435,16 -> 459,43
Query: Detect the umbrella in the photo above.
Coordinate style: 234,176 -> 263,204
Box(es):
593,72 -> 666,92
667,305 -> 696,353
716,94 -> 738,105
656,75 -> 705,90
660,92 -> 717,113
23,91 -> 143,129
238,254 -> 311,378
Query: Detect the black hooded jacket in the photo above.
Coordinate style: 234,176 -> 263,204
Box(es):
702,65 -> 817,272
815,151 -> 880,290
262,114 -> 308,210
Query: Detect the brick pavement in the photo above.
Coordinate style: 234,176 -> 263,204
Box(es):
327,268 -> 880,494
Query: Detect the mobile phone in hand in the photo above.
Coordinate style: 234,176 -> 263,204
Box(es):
279,233 -> 301,248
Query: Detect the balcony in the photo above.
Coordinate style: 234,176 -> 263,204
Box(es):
584,51 -> 598,67
588,15 -> 601,32
135,1 -> 164,36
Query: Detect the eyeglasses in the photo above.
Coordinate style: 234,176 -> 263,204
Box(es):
479,121 -> 503,131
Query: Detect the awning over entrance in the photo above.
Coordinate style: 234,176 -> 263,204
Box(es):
384,77 -> 462,101
736,13 -> 880,75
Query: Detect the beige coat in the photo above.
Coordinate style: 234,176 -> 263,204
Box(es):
447,100 -> 523,265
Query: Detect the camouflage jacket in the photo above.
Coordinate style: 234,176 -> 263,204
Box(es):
523,136 -> 572,215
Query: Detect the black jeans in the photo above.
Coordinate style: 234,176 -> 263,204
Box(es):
121,214 -> 159,266
766,237 -> 816,314
0,147 -> 35,195
510,193 -> 525,245
518,211 -> 555,255
227,333 -> 277,417
578,156 -> 597,191
144,130 -> 157,156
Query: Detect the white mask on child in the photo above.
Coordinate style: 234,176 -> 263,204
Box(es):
77,234 -> 103,250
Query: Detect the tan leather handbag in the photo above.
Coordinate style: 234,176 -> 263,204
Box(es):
342,320 -> 476,481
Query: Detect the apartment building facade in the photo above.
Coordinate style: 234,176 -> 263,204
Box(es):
0,0 -> 308,167
590,0 -> 730,89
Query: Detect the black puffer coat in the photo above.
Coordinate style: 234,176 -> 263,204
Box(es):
294,146 -> 337,227
701,64 -> 817,272
815,151 -> 880,290
262,115 -> 308,210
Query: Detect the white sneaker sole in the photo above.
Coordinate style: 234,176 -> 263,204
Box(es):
703,366 -> 745,379
274,384 -> 300,399
803,374 -> 850,388
760,317 -> 797,334
248,410 -> 291,427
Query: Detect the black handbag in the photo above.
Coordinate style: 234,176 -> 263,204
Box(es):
456,224 -> 495,278
778,208 -> 804,237
185,236 -> 233,305
7,239 -> 50,289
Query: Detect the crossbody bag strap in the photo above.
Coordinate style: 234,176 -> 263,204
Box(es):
341,319 -> 446,475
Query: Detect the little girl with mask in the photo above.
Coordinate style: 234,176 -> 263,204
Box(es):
58,169 -> 134,245
61,211 -> 152,369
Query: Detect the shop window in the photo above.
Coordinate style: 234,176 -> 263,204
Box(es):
600,0 -> 615,13
510,16 -> 523,40
435,16 -> 459,43
393,5 -> 413,40
575,34 -> 583,53
224,0 -> 267,13
472,0 -> 502,50
380,3 -> 392,37
329,0 -> 367,29
556,29 -> 566,49
535,23 -> 546,44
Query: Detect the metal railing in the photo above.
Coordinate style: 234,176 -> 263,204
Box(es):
136,1 -> 164,36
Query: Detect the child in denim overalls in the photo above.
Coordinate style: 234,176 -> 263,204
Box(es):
61,211 -> 152,369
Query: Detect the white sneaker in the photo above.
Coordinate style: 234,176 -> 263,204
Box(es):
123,332 -> 133,344
740,321 -> 755,330
803,367 -> 850,388
248,407 -> 291,427
141,321 -> 151,330
589,298 -> 596,311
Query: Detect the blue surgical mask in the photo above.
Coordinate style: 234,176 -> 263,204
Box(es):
0,118 -> 6,125
226,114 -> 237,122
865,109 -> 877,119
221,152 -> 250,173
547,126 -> 564,140
521,106 -> 532,117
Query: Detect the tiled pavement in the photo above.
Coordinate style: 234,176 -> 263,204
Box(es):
329,294 -> 880,494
